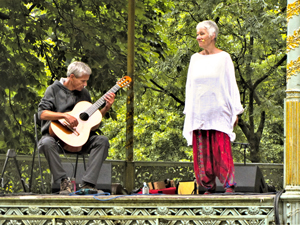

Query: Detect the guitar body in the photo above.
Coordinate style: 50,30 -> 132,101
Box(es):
49,101 -> 102,152
48,76 -> 132,152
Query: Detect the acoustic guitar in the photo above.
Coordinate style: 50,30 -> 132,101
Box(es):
49,76 -> 131,152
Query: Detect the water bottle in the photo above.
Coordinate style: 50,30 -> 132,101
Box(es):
142,182 -> 149,194
71,177 -> 76,192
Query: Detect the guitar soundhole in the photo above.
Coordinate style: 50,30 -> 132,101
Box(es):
79,112 -> 89,121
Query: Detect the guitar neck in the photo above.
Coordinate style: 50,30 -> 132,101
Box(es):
85,84 -> 121,117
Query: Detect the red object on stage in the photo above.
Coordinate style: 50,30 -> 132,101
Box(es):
138,187 -> 176,195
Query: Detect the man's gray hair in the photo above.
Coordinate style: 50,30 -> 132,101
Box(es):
67,61 -> 92,77
196,20 -> 219,41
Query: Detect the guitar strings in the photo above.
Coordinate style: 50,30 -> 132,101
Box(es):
84,84 -> 121,117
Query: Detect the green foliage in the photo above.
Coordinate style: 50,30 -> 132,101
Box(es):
131,0 -> 286,163
0,0 -> 130,154
0,0 -> 286,164
104,94 -> 191,162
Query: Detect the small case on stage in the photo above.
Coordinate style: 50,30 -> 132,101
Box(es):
137,179 -> 176,195
138,187 -> 176,195
176,180 -> 198,195
150,187 -> 176,194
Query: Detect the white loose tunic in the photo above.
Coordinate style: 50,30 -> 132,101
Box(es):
183,51 -> 244,145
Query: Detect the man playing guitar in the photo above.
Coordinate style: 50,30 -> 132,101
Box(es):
38,61 -> 115,195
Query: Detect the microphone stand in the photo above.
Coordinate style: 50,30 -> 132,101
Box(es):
232,142 -> 250,165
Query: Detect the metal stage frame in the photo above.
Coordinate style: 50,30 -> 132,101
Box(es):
0,193 -> 276,225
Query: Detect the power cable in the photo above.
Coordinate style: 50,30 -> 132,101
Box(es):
274,189 -> 285,225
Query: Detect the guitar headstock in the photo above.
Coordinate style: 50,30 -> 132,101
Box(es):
117,76 -> 132,88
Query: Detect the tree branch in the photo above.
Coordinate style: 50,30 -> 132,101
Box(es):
141,85 -> 163,95
8,89 -> 21,134
0,12 -> 10,20
253,54 -> 287,90
150,79 -> 185,106
181,9 -> 198,23
0,4 -> 37,20
238,117 -> 251,139
256,111 -> 265,139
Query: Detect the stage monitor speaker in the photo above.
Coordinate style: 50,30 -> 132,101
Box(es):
198,165 -> 268,193
52,162 -> 112,193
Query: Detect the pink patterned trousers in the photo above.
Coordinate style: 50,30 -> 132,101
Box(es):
193,129 -> 236,191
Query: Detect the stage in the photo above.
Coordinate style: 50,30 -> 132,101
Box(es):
0,192 -> 277,224
0,155 -> 282,224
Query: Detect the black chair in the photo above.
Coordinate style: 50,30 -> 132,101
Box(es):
29,113 -> 87,193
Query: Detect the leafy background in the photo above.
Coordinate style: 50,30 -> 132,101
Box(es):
0,0 -> 286,164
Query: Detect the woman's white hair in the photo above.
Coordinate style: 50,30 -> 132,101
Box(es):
196,20 -> 219,41
67,61 -> 92,78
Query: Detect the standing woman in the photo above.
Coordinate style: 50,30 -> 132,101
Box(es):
183,20 -> 244,194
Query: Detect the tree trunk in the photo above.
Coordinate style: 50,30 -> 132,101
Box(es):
238,110 -> 265,163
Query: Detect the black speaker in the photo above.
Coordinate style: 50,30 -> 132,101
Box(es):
52,162 -> 112,193
198,165 -> 268,193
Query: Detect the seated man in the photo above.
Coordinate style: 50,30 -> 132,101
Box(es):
38,61 -> 115,194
